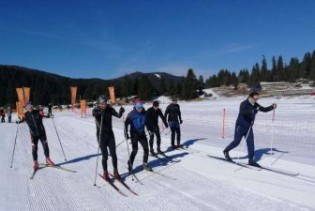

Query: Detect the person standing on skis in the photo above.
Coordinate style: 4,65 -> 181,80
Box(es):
125,101 -> 152,172
164,98 -> 183,149
16,101 -> 55,169
0,108 -> 5,123
146,100 -> 168,155
92,95 -> 125,181
7,106 -> 12,123
223,92 -> 277,167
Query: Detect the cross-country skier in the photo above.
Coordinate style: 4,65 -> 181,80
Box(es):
223,92 -> 277,167
47,103 -> 53,117
164,98 -> 183,149
146,100 -> 168,155
125,101 -> 152,172
7,106 -> 12,123
0,107 -> 5,123
16,101 -> 55,169
92,95 -> 125,181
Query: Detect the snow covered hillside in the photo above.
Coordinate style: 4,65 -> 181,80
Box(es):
1,95 -> 315,211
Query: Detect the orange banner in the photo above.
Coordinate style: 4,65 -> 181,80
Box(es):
16,88 -> 25,107
16,87 -> 31,107
23,87 -> 30,102
16,101 -> 24,117
80,100 -> 87,118
70,86 -> 77,106
108,86 -> 116,104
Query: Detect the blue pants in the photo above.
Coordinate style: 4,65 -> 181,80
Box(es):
168,121 -> 181,146
224,124 -> 255,160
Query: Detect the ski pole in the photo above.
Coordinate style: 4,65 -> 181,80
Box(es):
10,123 -> 19,168
116,139 -> 127,148
124,125 -> 135,181
93,115 -> 103,186
52,117 -> 67,161
270,107 -> 276,155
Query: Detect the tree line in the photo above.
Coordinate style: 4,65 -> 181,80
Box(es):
205,50 -> 315,88
1,49 -> 314,107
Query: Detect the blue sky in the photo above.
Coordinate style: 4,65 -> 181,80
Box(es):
1,0 -> 315,79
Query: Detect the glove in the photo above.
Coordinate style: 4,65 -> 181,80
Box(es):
16,120 -> 20,124
180,120 -> 183,124
272,103 -> 277,109
119,107 -> 125,114
165,123 -> 169,128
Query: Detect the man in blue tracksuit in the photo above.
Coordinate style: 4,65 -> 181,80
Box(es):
125,101 -> 152,172
223,92 -> 277,167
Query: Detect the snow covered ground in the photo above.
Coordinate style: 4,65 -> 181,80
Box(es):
1,95 -> 315,211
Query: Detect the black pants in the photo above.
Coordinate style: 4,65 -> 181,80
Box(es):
99,133 -> 118,172
31,135 -> 50,161
148,126 -> 161,152
129,133 -> 149,165
1,116 -> 5,122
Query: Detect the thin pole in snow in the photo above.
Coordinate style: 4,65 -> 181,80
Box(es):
10,123 -> 19,168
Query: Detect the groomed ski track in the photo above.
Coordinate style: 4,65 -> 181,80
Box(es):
2,99 -> 315,211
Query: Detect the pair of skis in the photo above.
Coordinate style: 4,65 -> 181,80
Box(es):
30,164 -> 76,179
99,173 -> 139,197
207,155 -> 299,177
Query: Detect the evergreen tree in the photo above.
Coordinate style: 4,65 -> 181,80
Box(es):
287,58 -> 300,82
261,56 -> 268,81
181,69 -> 198,99
300,53 -> 312,79
197,75 -> 205,94
271,56 -> 278,81
238,69 -> 250,83
137,75 -> 154,101
277,56 -> 285,81
249,63 -> 260,86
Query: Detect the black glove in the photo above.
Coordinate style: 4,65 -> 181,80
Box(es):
119,107 -> 125,114
180,120 -> 183,124
16,120 -> 20,124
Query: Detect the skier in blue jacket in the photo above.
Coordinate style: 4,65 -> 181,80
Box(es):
223,92 -> 277,167
125,101 -> 152,172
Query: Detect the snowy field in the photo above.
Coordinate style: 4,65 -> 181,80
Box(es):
1,95 -> 315,211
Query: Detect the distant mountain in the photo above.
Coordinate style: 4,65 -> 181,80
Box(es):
0,65 -> 184,106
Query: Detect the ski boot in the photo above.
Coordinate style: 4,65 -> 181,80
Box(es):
103,171 -> 110,181
113,170 -> 121,181
248,159 -> 261,167
150,150 -> 156,156
33,160 -> 39,170
46,157 -> 55,166
223,150 -> 232,161
157,149 -> 164,155
143,163 -> 152,171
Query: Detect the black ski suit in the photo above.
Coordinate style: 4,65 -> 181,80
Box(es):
93,106 -> 124,172
164,103 -> 182,147
146,107 -> 168,153
18,109 -> 50,161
